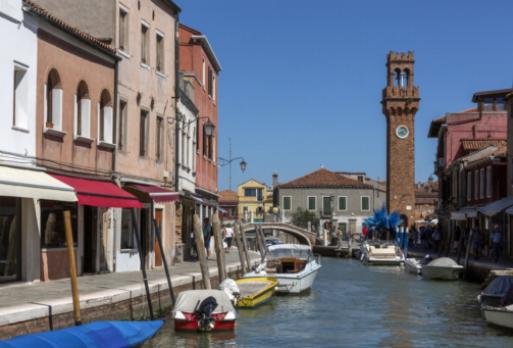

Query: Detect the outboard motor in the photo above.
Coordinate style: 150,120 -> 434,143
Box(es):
195,296 -> 218,332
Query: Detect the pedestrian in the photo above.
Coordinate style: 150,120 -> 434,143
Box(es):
491,224 -> 502,263
224,223 -> 234,250
362,224 -> 369,240
203,217 -> 212,258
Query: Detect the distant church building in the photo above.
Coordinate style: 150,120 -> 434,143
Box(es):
381,51 -> 420,225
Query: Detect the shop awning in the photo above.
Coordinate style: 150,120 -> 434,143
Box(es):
51,174 -> 142,208
450,206 -> 478,220
478,197 -> 513,217
0,166 -> 76,201
125,184 -> 179,203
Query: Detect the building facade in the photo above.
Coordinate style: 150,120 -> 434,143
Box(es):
237,179 -> 270,223
382,51 -> 420,225
219,190 -> 238,223
179,24 -> 221,223
277,168 -> 385,236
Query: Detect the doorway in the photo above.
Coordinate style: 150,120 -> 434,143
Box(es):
83,206 -> 97,274
140,208 -> 150,268
0,197 -> 20,283
154,208 -> 163,267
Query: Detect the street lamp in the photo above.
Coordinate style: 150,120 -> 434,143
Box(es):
204,119 -> 215,136
218,138 -> 247,190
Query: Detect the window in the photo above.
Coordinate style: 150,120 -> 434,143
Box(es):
212,76 -> 216,101
192,126 -> 196,171
74,81 -> 90,138
13,64 -> 28,129
467,171 -> 472,202
44,69 -> 62,130
480,168 -> 485,199
283,196 -> 291,211
120,209 -> 135,250
361,196 -> 370,211
202,59 -> 206,86
244,188 -> 257,197
307,196 -> 316,211
338,196 -> 347,211
486,166 -> 492,198
139,109 -> 148,156
156,33 -> 164,73
118,8 -> 128,52
156,116 -> 163,161
118,100 -> 127,150
141,23 -> 149,65
40,201 -> 77,248
474,170 -> 479,200
207,67 -> 213,97
322,196 -> 332,215
99,90 -> 113,143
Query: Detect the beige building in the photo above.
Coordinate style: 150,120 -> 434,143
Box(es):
32,0 -> 181,271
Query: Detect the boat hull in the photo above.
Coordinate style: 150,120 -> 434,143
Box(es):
174,318 -> 236,332
483,306 -> 513,329
422,266 -> 462,280
363,256 -> 404,266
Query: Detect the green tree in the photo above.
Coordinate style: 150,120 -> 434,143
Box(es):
291,208 -> 319,229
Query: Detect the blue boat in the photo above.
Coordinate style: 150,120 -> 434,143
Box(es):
0,320 -> 163,348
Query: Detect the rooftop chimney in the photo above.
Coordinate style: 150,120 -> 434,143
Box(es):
272,173 -> 279,189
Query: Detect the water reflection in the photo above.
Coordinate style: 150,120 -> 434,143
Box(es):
145,258 -> 513,348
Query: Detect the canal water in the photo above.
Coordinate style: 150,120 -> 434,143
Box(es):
145,258 -> 513,347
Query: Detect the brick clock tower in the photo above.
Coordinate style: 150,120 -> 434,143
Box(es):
382,51 -> 420,225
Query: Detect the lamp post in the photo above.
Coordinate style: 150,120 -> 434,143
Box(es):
218,138 -> 247,190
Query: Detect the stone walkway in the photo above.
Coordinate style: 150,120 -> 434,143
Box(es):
0,250 -> 259,327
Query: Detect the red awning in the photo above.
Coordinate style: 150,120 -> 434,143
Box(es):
51,174 -> 143,208
125,184 -> 180,203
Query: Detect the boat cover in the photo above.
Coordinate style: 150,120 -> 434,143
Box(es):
174,290 -> 234,314
426,257 -> 461,268
0,320 -> 163,348
267,244 -> 313,259
483,276 -> 513,297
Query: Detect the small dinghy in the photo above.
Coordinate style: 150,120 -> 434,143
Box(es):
235,277 -> 278,308
422,257 -> 463,281
360,242 -> 404,266
0,320 -> 163,348
478,276 -> 513,307
173,290 -> 236,332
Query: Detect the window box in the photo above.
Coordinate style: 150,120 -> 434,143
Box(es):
98,141 -> 116,152
43,128 -> 66,142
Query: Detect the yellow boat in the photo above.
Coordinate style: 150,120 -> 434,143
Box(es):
235,277 -> 278,308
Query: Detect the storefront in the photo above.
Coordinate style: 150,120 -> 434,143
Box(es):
0,166 -> 76,283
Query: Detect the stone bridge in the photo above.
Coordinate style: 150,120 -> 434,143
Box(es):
241,222 -> 316,246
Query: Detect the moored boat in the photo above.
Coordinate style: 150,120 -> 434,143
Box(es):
0,320 -> 163,348
360,241 -> 404,266
422,257 -> 463,281
244,244 -> 321,294
173,290 -> 236,332
483,305 -> 513,329
478,276 -> 513,307
235,277 -> 278,308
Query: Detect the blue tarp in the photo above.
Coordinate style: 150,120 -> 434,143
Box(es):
0,320 -> 163,348
483,276 -> 513,297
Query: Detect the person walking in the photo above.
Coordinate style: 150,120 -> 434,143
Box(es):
491,224 -> 502,263
203,217 -> 212,259
224,223 -> 234,251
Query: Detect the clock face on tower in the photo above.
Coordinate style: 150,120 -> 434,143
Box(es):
395,125 -> 410,139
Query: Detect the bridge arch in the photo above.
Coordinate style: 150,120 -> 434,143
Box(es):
241,223 -> 316,247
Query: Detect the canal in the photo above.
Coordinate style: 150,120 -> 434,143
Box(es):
145,258 -> 513,347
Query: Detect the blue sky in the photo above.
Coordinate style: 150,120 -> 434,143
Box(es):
177,0 -> 513,190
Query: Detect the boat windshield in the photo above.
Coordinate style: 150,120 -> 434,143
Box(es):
267,246 -> 312,260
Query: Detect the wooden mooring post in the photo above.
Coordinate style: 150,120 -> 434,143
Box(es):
152,218 -> 175,304
239,222 -> 252,271
212,213 -> 227,282
63,210 -> 81,326
233,222 -> 248,273
255,225 -> 266,262
193,214 -> 211,289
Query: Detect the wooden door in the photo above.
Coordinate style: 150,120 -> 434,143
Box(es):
154,209 -> 163,267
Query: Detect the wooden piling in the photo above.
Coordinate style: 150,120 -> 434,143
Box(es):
233,222 -> 248,274
193,214 -> 211,289
63,210 -> 81,326
463,228 -> 474,278
130,209 -> 154,320
239,222 -> 252,271
152,218 -> 175,304
212,213 -> 227,282
255,225 -> 266,262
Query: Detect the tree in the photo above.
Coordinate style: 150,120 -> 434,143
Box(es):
291,208 -> 319,230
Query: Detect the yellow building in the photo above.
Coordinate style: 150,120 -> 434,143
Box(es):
237,179 -> 273,222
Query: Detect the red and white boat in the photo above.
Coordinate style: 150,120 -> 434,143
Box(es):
173,290 -> 236,332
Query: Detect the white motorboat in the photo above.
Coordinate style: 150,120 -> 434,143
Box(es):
483,305 -> 513,329
244,244 -> 321,294
360,241 -> 404,266
404,258 -> 422,275
422,257 -> 463,281
478,276 -> 513,307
